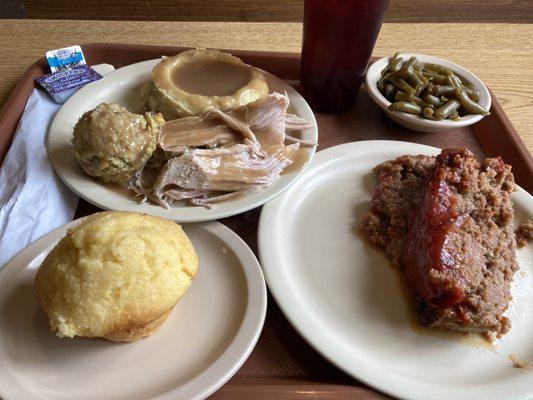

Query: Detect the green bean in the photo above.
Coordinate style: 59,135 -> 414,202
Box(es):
388,101 -> 422,115
414,69 -> 429,85
377,53 -> 487,122
446,74 -> 462,87
381,53 -> 399,76
377,72 -> 395,93
449,110 -> 461,121
405,56 -> 418,67
411,75 -> 424,90
380,72 -> 395,83
395,91 -> 428,107
422,70 -> 448,85
461,86 -> 480,101
431,84 -> 478,100
423,94 -> 444,107
425,63 -> 454,76
384,83 -> 397,100
434,99 -> 461,120
390,76 -> 416,96
394,91 -> 411,102
398,65 -> 424,88
378,79 -> 385,92
390,57 -> 404,73
454,88 -> 490,115
397,65 -> 414,78
423,107 -> 434,118
396,65 -> 414,79
428,85 -> 457,97
452,74 -> 470,87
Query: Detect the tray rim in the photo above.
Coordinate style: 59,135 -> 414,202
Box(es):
0,43 -> 532,399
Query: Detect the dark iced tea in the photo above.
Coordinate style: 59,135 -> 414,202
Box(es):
300,0 -> 390,113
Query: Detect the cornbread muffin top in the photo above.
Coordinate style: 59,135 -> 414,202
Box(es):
35,211 -> 198,341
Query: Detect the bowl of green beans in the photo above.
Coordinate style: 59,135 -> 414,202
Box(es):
365,53 -> 491,133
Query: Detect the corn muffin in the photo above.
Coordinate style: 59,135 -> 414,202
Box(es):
35,211 -> 198,342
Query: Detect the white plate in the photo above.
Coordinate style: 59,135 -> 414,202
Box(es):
258,140 -> 533,400
365,54 -> 491,133
0,220 -> 266,400
46,59 -> 318,223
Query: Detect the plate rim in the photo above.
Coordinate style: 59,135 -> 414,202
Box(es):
258,140 -> 533,400
46,58 -> 318,223
0,218 -> 267,400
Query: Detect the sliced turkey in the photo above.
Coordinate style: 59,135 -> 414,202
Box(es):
158,92 -> 315,154
151,143 -> 299,207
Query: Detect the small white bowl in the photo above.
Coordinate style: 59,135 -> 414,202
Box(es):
365,53 -> 491,133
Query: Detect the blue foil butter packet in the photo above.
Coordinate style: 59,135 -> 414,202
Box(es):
46,45 -> 86,72
35,65 -> 102,104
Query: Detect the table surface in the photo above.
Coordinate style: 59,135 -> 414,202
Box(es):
0,19 -> 531,153
0,19 -> 531,400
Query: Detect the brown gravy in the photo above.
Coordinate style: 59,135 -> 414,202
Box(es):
283,148 -> 312,174
172,60 -> 252,96
101,181 -> 132,198
408,314 -> 495,350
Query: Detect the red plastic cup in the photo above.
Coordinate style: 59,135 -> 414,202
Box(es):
300,0 -> 390,114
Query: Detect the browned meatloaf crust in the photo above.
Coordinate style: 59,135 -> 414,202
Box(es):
516,219 -> 533,248
359,154 -> 436,266
360,149 -> 518,337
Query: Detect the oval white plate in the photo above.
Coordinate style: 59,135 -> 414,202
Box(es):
259,140 -> 533,400
0,220 -> 266,400
47,59 -> 318,223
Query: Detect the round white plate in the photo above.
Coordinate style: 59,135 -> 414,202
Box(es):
0,220 -> 266,400
258,140 -> 533,400
46,59 -> 318,223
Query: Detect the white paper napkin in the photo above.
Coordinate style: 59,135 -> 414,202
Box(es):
0,64 -> 115,268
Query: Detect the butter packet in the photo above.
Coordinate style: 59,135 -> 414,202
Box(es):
35,65 -> 102,104
46,45 -> 86,72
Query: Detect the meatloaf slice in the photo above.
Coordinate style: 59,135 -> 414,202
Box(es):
359,154 -> 435,266
403,149 -> 517,337
360,148 -> 518,337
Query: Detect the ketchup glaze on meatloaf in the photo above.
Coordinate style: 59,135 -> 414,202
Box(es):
361,148 -> 518,337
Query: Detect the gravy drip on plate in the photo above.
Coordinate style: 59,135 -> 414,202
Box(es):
283,148 -> 312,174
393,267 -> 496,350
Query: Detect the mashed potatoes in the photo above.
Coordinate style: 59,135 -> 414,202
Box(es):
72,103 -> 165,184
142,48 -> 269,120
35,211 -> 198,342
